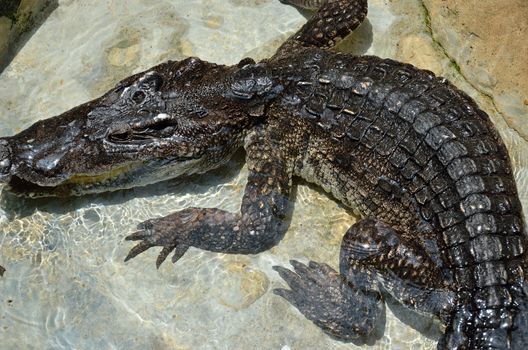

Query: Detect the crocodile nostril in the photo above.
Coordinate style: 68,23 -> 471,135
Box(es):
0,139 -> 12,177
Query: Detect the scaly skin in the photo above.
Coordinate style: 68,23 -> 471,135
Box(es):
0,1 -> 526,348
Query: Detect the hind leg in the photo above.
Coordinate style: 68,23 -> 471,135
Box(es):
274,218 -> 455,340
274,259 -> 383,340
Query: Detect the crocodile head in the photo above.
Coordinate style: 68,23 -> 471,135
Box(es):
0,57 -> 252,197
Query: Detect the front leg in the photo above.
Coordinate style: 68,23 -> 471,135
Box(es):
125,125 -> 295,267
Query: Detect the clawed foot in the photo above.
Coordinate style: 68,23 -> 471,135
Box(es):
124,210 -> 199,268
273,260 -> 383,340
274,260 -> 342,304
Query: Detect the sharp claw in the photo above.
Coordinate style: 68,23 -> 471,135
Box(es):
289,259 -> 302,266
125,230 -> 149,241
124,253 -> 134,263
308,260 -> 320,269
274,288 -> 304,310
171,244 -> 189,264
290,260 -> 312,276
273,265 -> 305,290
273,288 -> 295,301
124,216 -> 191,267
124,242 -> 152,262
156,245 -> 174,268
272,265 -> 291,275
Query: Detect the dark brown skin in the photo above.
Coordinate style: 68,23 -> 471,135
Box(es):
0,1 -> 527,349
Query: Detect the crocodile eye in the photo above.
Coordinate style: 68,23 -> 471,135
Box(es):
131,90 -> 146,104
140,73 -> 163,92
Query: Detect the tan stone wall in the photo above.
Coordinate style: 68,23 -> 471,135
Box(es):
406,0 -> 526,142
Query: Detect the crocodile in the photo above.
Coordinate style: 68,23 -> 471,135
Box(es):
0,0 -> 527,348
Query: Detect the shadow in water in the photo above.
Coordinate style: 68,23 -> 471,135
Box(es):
336,19 -> 374,56
347,301 -> 387,347
0,0 -> 59,73
385,293 -> 444,342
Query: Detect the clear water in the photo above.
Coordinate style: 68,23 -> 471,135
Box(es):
0,1 -> 526,349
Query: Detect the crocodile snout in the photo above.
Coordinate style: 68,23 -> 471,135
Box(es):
0,138 -> 12,183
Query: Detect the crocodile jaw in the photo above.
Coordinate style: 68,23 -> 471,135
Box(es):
0,58 -> 251,197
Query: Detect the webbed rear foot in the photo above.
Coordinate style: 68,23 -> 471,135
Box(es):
273,259 -> 383,340
274,219 -> 456,343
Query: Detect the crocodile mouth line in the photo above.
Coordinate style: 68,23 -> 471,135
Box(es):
107,113 -> 178,144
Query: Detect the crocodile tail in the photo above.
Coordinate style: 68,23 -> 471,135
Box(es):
439,282 -> 528,349
274,0 -> 368,58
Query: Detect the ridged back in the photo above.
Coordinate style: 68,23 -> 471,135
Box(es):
272,48 -> 528,348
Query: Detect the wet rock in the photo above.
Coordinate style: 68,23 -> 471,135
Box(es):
216,256 -> 270,310
423,0 -> 528,140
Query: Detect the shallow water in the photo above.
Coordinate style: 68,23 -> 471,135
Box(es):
0,1 -> 527,349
